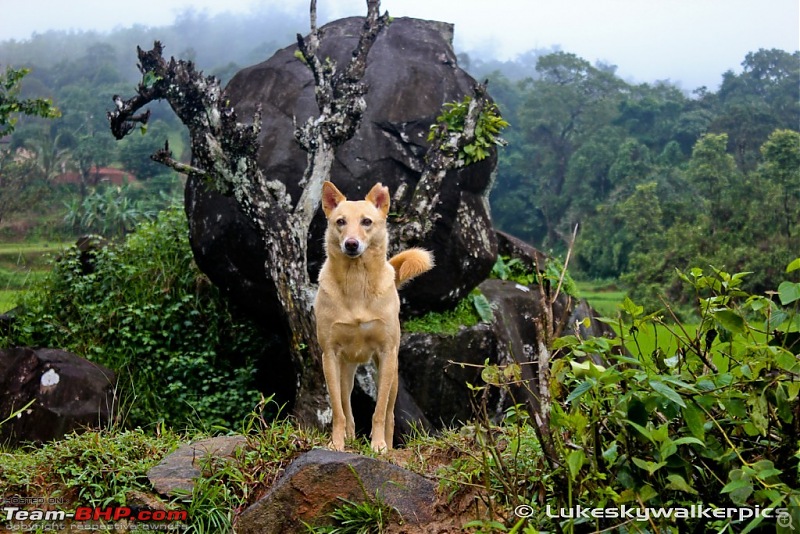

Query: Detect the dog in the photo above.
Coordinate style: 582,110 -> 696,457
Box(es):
314,181 -> 434,453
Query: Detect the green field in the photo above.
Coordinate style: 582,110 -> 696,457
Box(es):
0,241 -> 65,313
576,279 -> 626,318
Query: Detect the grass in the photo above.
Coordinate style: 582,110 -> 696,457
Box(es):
0,240 -> 64,312
575,279 -> 627,317
0,290 -> 18,313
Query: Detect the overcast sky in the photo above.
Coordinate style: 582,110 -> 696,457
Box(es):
1,0 -> 798,90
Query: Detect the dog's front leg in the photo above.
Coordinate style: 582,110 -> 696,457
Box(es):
340,362 -> 358,440
370,348 -> 398,453
322,351 -> 346,451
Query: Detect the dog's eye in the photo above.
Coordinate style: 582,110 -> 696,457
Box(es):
361,218 -> 372,227
336,218 -> 346,227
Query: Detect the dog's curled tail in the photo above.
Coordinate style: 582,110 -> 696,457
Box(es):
389,248 -> 434,288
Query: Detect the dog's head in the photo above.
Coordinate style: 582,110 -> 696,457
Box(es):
321,181 -> 390,259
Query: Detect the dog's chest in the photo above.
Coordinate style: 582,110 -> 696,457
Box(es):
330,318 -> 392,363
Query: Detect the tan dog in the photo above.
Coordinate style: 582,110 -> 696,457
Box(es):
315,181 -> 433,453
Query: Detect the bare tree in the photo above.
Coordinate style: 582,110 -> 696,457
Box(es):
108,0 -> 494,427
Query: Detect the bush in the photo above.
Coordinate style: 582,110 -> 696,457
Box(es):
466,260 -> 800,532
3,207 -> 264,430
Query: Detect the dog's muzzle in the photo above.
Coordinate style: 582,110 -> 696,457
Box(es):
343,238 -> 363,257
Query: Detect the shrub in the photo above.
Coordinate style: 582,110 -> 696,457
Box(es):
3,207 -> 264,430
466,260 -> 800,532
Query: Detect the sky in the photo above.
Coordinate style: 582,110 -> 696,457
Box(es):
1,0 -> 798,90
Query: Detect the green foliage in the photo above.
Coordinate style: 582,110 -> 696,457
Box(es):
402,289 -> 491,335
62,184 -> 157,238
486,48 -> 799,303
491,254 -> 578,297
2,207 -> 264,429
491,255 -> 536,286
1,397 -> 328,533
0,428 -> 181,506
305,496 -> 396,534
180,396 -> 326,533
0,66 -> 60,135
467,261 -> 800,531
428,95 -> 509,165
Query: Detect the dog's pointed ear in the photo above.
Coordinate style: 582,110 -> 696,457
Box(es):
366,183 -> 390,216
321,181 -> 346,217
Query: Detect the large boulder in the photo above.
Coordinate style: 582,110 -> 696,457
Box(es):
236,449 -> 442,533
0,348 -> 115,445
185,16 -> 498,319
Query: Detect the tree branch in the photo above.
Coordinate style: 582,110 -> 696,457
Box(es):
293,0 -> 390,228
399,81 -> 491,246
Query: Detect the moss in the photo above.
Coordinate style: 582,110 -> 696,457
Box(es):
402,295 -> 481,336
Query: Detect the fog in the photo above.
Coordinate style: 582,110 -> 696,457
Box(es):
1,0 -> 798,90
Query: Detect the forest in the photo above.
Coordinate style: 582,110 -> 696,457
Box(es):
1,10 -> 797,314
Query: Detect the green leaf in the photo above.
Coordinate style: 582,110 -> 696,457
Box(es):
720,478 -> 752,494
638,485 -> 658,503
672,436 -> 705,447
566,379 -> 595,403
682,403 -> 706,440
714,309 -> 746,334
786,258 -> 800,273
666,474 -> 698,494
778,281 -> 800,305
621,296 -> 644,318
627,421 -> 655,443
470,291 -> 494,323
567,449 -> 586,481
649,379 -> 686,408
632,457 -> 666,475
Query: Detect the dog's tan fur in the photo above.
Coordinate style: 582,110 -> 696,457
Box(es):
314,181 -> 433,453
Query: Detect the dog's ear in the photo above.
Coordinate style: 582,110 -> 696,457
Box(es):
366,183 -> 390,216
321,181 -> 346,217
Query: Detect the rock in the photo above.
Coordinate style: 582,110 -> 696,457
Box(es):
148,435 -> 248,496
496,230 -> 547,273
74,235 -> 110,275
236,448 -> 438,533
185,16 -> 498,319
393,276 -> 612,430
399,324 -> 499,426
0,348 -> 115,445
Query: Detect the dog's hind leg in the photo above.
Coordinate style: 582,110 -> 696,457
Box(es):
322,351 -> 346,451
384,364 -> 398,450
340,362 -> 358,440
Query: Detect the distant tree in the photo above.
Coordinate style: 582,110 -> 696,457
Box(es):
0,66 -> 60,135
493,51 -> 625,248
713,49 -> 800,170
0,149 -> 40,225
686,133 -> 737,234
0,66 -> 60,225
758,129 -> 800,239
73,133 -> 117,198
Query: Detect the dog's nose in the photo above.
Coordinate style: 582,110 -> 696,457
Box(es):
344,239 -> 360,254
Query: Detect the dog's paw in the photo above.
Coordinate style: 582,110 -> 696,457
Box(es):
328,439 -> 346,452
370,440 -> 388,454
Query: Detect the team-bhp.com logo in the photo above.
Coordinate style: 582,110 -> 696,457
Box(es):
4,505 -> 188,522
